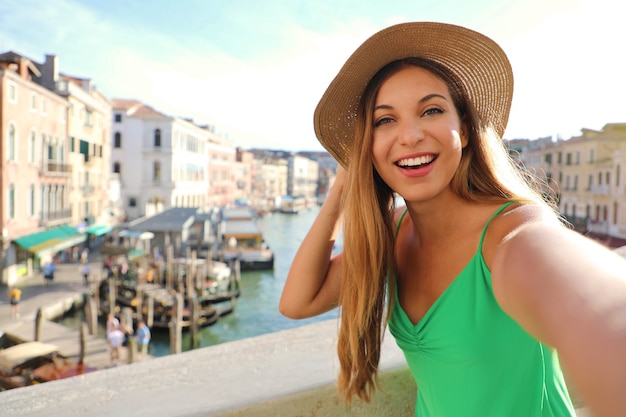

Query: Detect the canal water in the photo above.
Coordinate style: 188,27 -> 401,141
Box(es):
58,206 -> 340,357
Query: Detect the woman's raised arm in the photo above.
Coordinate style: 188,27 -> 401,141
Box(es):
492,221 -> 626,417
278,167 -> 346,319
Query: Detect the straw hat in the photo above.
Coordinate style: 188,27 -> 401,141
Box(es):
313,22 -> 513,168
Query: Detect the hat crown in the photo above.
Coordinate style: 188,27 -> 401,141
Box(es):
314,22 -> 513,168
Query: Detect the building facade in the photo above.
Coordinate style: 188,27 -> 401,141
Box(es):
111,99 -> 212,220
516,123 -> 626,244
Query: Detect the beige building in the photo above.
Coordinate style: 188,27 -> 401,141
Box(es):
517,123 -> 626,243
59,74 -> 112,228
259,157 -> 289,210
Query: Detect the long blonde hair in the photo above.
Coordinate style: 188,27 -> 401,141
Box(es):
337,58 -> 555,402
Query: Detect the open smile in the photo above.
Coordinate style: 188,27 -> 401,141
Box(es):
395,154 -> 437,169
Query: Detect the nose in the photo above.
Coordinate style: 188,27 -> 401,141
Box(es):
397,118 -> 425,146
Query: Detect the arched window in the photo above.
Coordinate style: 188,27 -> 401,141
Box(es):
114,132 -> 122,148
154,129 -> 161,147
113,162 -> 121,174
8,183 -> 15,218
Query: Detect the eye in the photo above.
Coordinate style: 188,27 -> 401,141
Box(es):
374,117 -> 394,127
423,107 -> 444,116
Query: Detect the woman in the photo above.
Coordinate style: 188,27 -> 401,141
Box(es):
279,22 -> 626,417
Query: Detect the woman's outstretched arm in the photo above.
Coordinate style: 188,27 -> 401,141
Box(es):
492,221 -> 626,417
278,167 -> 346,319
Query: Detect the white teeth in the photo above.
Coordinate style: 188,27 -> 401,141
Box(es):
397,155 -> 434,167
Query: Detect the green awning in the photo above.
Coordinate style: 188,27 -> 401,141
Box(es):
14,225 -> 86,256
86,224 -> 112,236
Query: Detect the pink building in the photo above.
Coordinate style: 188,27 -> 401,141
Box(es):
0,52 -> 76,284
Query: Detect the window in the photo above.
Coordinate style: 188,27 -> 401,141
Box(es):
114,114 -> 122,123
79,139 -> 89,162
41,98 -> 46,114
544,153 -> 552,165
29,185 -> 35,216
7,81 -> 17,102
30,93 -> 37,111
29,131 -> 36,163
114,132 -> 122,148
154,129 -> 161,147
85,109 -> 93,127
8,184 -> 15,219
129,197 -> 137,207
113,162 -> 121,174
153,161 -> 161,181
7,124 -> 16,161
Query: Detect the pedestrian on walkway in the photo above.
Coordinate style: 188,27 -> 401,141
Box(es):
42,261 -> 54,285
9,287 -> 21,319
134,321 -> 151,360
106,313 -> 119,336
80,247 -> 89,264
81,262 -> 91,286
107,322 -> 125,366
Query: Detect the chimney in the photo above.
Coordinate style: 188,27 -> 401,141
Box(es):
41,54 -> 59,90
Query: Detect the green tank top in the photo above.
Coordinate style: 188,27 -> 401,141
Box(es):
388,202 -> 576,416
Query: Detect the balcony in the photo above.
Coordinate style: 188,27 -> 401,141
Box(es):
41,160 -> 72,177
0,320 -> 590,417
39,209 -> 72,227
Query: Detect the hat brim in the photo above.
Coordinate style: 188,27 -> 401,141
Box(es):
313,22 -> 513,168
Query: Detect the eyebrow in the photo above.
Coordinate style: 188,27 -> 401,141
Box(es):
374,93 -> 449,111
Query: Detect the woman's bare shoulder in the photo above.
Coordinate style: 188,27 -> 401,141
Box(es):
482,202 -> 561,265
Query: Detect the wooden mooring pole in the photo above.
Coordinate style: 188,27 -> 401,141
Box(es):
84,296 -> 98,336
108,278 -> 116,315
79,323 -> 87,365
146,293 -> 154,329
34,308 -> 43,341
169,291 -> 183,354
189,293 -> 200,350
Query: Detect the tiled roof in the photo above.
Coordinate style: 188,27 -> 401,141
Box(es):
127,207 -> 199,232
111,98 -> 169,118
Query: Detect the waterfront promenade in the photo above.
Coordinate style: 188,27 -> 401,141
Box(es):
0,256 -> 129,370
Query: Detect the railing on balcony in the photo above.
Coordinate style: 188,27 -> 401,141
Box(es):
41,160 -> 72,176
40,209 -> 72,227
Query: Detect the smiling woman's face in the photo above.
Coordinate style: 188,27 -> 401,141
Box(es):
371,65 -> 468,203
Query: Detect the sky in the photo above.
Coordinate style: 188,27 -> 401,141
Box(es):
1,0 -> 625,152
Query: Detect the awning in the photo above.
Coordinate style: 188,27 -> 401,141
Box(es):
14,225 -> 86,256
85,224 -> 112,236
